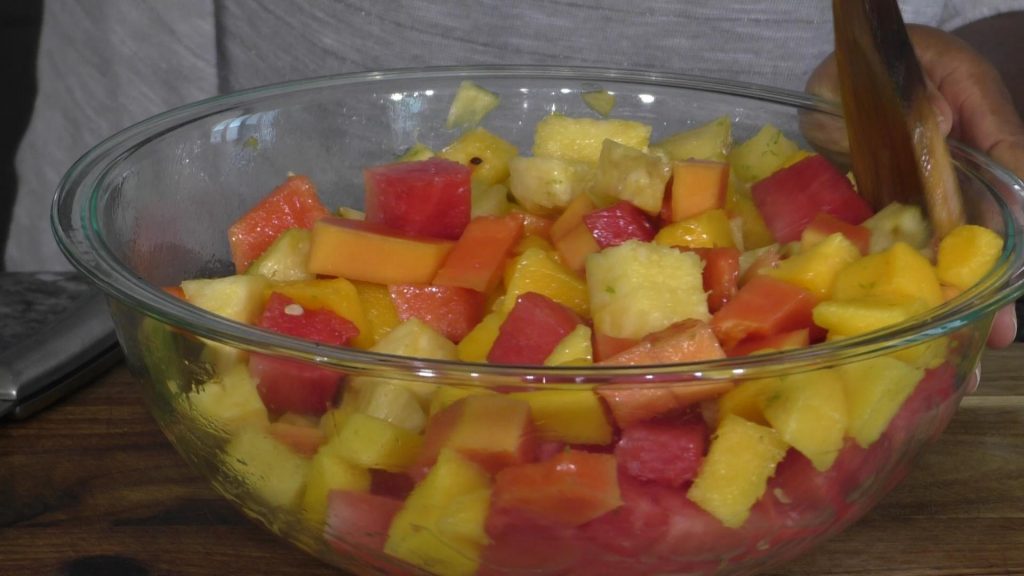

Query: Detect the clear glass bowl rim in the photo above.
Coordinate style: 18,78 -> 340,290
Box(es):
51,64 -> 1024,385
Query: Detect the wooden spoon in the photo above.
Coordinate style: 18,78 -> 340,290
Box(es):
832,0 -> 965,239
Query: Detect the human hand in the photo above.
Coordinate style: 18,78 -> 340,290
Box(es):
804,24 -> 1022,349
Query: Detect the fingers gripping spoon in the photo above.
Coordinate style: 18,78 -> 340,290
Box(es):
832,0 -> 965,239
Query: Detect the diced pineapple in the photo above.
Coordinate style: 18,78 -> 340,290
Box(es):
270,277 -> 374,348
532,115 -> 652,164
385,449 -> 492,576
507,156 -> 594,216
654,208 -> 735,249
509,389 -> 612,445
831,242 -> 943,307
716,377 -> 780,426
457,309 -> 508,362
837,356 -> 923,447
587,240 -> 709,340
189,363 -> 269,433
936,224 -> 1004,291
812,297 -> 930,336
544,324 -> 594,366
318,385 -> 361,438
439,127 -> 518,186
504,247 -> 590,318
324,412 -> 423,472
182,274 -> 269,324
471,180 -> 511,218
861,202 -> 930,254
446,80 -> 500,130
762,369 -> 848,471
651,116 -> 732,162
397,142 -> 434,162
246,228 -> 314,282
590,139 -> 671,215
363,318 -> 459,403
224,426 -> 311,509
728,124 -> 799,183
350,380 -> 427,433
337,206 -> 366,220
301,450 -> 371,526
352,281 -> 401,343
765,232 -> 861,299
428,385 -> 494,417
582,90 -> 616,117
687,415 -> 789,528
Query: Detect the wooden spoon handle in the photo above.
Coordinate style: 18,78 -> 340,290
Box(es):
833,0 -> 965,238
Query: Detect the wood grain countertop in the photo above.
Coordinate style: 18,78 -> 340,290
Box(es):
2,347 -> 1022,576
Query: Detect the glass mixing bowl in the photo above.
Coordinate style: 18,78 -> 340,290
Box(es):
53,67 -> 1024,576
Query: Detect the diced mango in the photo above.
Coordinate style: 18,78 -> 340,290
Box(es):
716,377 -> 780,426
325,412 -> 423,472
385,449 -> 492,576
352,281 -> 401,343
504,247 -> 590,318
936,224 -> 1004,291
301,451 -> 371,526
544,324 -> 594,366
687,415 -> 789,528
428,386 -> 494,417
765,232 -> 861,299
762,369 -> 848,471
457,309 -> 508,363
837,356 -> 923,447
654,208 -> 735,249
831,242 -> 943,307
270,277 -> 373,348
813,297 -> 930,336
590,139 -> 671,215
224,426 -> 310,509
651,116 -> 732,162
727,193 -> 775,250
728,124 -> 799,183
510,389 -> 612,445
587,240 -> 708,339
533,115 -> 652,164
439,127 -> 518,186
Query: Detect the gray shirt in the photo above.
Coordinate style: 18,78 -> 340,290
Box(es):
9,0 -> 1023,271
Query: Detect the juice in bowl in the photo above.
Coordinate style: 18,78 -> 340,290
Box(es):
53,67 -> 1024,576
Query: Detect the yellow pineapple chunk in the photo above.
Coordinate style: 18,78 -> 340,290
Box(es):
353,281 -> 401,343
587,240 -> 709,339
716,377 -> 780,426
246,228 -> 314,282
687,415 -> 789,528
651,116 -> 732,162
301,451 -> 371,526
837,356 -> 923,447
364,318 -> 459,402
762,369 -> 848,471
324,412 -> 423,472
351,381 -> 427,433
728,124 -> 799,183
318,386 -> 361,438
270,277 -> 374,348
582,90 -> 616,117
533,115 -> 652,164
189,363 -> 269,433
471,180 -> 511,218
182,274 -> 269,324
831,242 -> 943,307
428,385 -> 494,417
813,297 -> 929,336
224,426 -> 310,509
544,324 -> 594,366
861,202 -> 930,253
590,139 -> 672,215
765,233 -> 861,299
385,449 -> 491,576
507,156 -> 594,216
936,224 -> 1004,291
446,80 -> 500,130
439,127 -> 518,186
654,208 -> 735,249
510,389 -> 612,445
504,247 -> 590,317
397,142 -> 434,162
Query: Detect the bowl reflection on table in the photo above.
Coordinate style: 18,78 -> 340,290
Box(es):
53,67 -> 1024,576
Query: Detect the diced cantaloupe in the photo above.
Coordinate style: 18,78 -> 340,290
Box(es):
762,369 -> 848,471
587,240 -> 709,340
532,115 -> 652,164
687,415 -> 789,528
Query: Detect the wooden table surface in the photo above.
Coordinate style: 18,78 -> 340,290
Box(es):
2,347 -> 1022,576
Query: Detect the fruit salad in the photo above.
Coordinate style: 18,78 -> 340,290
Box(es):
169,82 -> 1004,575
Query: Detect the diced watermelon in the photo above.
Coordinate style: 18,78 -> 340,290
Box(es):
884,361 -> 958,448
388,284 -> 486,343
228,174 -> 329,273
614,416 -> 707,487
481,511 -> 584,576
487,292 -> 581,365
579,474 -> 670,558
751,155 -> 874,243
689,247 -> 740,313
250,293 -> 358,415
711,275 -> 818,350
324,490 -> 404,556
364,157 -> 472,240
582,200 -> 656,249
